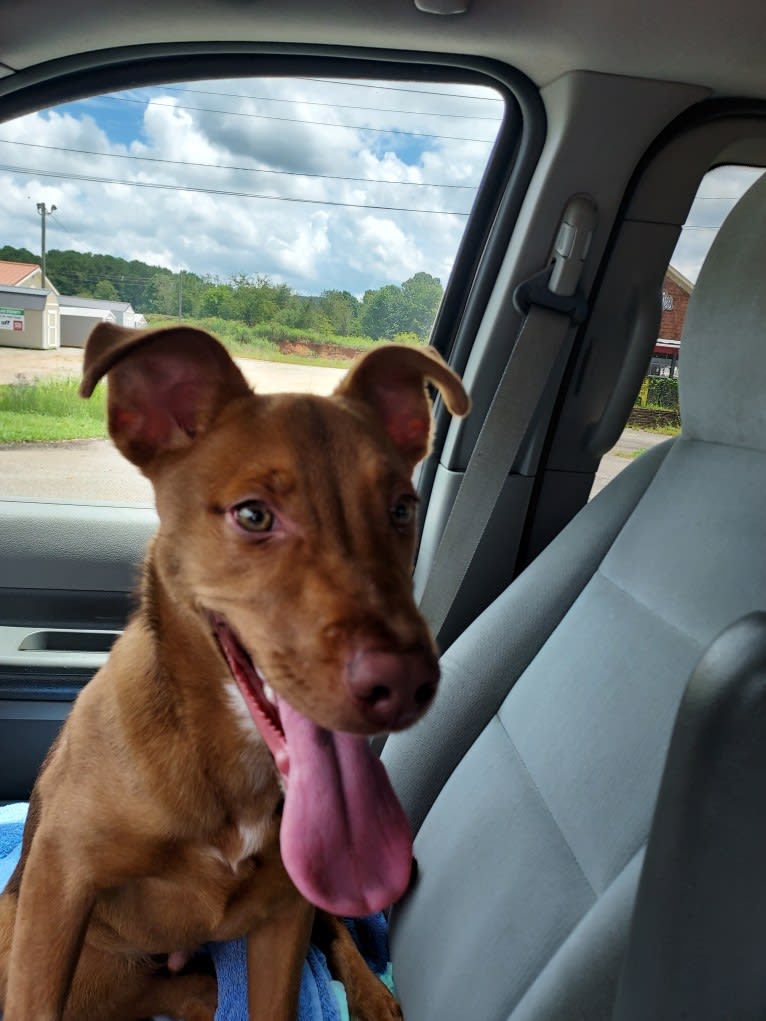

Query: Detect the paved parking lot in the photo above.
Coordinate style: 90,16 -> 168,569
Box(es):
0,350 -> 346,504
0,347 -> 666,504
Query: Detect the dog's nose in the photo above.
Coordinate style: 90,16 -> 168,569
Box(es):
345,646 -> 439,729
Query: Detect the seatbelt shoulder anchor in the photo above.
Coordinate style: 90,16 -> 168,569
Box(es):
513,194 -> 597,326
513,265 -> 589,324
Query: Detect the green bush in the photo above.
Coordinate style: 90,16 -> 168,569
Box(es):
646,376 -> 679,410
145,314 -> 380,355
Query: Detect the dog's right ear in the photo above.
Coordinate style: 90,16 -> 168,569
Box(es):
80,323 -> 251,471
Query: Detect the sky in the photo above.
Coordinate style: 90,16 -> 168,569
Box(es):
0,76 -> 504,297
0,76 -> 761,300
670,164 -> 765,283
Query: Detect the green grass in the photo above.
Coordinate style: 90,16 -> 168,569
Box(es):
643,423 -> 682,435
0,376 -> 107,443
0,316 -> 380,443
613,448 -> 647,460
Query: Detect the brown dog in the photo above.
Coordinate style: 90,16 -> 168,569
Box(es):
0,323 -> 468,1021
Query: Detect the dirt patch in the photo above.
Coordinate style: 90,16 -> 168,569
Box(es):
0,346 -> 85,385
275,339 -> 364,362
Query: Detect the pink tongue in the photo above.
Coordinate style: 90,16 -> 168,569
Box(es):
277,698 -> 413,916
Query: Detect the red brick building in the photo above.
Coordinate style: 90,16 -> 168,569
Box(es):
651,265 -> 693,377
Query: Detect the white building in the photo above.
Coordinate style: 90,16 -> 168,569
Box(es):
57,296 -> 146,347
0,261 -> 60,350
0,260 -> 147,350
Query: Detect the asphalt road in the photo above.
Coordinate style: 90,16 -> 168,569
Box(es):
0,426 -> 666,505
0,347 -> 667,503
592,427 -> 666,493
0,356 -> 346,505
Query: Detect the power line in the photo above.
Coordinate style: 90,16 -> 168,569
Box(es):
0,162 -> 471,216
157,84 -> 504,122
105,94 -> 497,144
299,77 -> 504,102
48,210 -> 79,240
0,138 -> 479,191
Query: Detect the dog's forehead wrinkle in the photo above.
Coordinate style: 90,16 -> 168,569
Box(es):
221,392 -> 402,512
276,397 -> 362,546
299,399 -> 409,529
277,392 -> 394,472
227,467 -> 296,500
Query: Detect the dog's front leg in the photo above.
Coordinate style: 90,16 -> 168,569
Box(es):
4,826 -> 94,1021
246,893 -> 314,1021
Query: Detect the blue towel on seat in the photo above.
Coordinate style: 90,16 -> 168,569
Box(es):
0,803 -> 396,1021
209,911 -> 392,1021
210,937 -> 343,1021
0,802 -> 27,891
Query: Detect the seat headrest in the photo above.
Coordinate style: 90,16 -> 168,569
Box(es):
680,172 -> 766,449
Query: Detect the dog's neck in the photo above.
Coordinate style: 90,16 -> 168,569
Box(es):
119,544 -> 281,822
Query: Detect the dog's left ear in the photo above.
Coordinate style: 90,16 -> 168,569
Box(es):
80,323 -> 251,471
336,343 -> 470,466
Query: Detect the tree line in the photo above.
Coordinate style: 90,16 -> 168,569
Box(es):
0,245 -> 443,342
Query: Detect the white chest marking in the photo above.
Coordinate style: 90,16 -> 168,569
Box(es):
207,818 -> 274,873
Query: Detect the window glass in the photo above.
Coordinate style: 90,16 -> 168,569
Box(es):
651,165 -> 764,381
596,165 -> 764,496
0,75 -> 506,505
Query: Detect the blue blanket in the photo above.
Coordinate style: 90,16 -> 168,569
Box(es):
0,803 -> 395,1021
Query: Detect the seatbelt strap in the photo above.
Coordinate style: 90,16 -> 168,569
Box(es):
419,195 -> 597,638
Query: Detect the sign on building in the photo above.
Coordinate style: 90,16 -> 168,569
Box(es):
0,307 -> 24,332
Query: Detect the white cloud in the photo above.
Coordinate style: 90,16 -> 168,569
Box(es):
0,76 -> 504,301
671,165 -> 765,282
268,212 -> 330,280
352,215 -> 426,284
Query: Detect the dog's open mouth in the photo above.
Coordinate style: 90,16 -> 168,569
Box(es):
211,614 -> 290,777
210,613 -> 413,916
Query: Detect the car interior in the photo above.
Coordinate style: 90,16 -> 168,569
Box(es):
2,1 -> 766,1018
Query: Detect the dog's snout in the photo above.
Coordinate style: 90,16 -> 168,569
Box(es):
345,646 -> 439,729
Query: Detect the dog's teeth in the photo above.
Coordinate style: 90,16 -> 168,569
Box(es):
263,683 -> 276,705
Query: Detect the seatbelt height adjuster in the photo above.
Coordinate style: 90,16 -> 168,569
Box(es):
513,194 -> 597,326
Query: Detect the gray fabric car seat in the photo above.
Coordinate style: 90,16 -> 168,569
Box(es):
382,169 -> 766,1021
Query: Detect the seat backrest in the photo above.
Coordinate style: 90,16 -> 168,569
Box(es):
383,171 -> 766,1021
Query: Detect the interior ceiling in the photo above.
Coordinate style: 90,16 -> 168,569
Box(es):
0,0 -> 763,99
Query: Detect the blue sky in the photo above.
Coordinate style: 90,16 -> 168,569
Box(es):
0,77 -> 503,299
55,96 -> 147,147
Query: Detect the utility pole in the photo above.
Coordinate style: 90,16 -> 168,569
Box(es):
178,270 -> 183,321
36,202 -> 57,287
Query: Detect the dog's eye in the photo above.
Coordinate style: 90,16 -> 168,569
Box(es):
233,502 -> 274,533
390,495 -> 418,529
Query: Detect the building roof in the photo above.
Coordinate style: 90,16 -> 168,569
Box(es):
60,306 -> 116,320
0,284 -> 53,310
0,260 -> 39,286
59,295 -> 133,313
665,265 -> 694,294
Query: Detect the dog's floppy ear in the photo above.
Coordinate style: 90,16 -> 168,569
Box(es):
80,323 -> 251,470
335,343 -> 470,466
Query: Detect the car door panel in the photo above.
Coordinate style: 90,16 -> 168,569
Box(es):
0,501 -> 156,800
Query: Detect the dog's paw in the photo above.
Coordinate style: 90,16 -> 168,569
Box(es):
352,979 -> 404,1021
169,971 -> 218,1021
